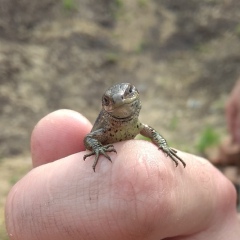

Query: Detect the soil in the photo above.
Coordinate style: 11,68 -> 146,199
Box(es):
1,0 -> 240,238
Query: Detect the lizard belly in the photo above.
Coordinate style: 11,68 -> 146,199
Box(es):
104,121 -> 140,144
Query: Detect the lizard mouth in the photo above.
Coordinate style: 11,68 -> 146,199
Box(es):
105,99 -> 141,119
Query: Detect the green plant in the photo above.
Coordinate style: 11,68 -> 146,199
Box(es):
115,0 -> 124,8
105,52 -> 120,64
168,116 -> 179,130
196,126 -> 220,153
194,43 -> 209,53
62,0 -> 76,11
112,0 -> 124,20
235,24 -> 240,37
135,134 -> 151,141
135,41 -> 145,53
138,0 -> 148,8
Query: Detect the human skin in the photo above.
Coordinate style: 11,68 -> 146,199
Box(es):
5,110 -> 240,240
212,79 -> 240,164
226,79 -> 240,144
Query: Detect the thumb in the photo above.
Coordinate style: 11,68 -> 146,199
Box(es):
31,109 -> 92,167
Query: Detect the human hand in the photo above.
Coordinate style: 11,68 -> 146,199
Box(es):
5,110 -> 240,240
226,79 -> 240,144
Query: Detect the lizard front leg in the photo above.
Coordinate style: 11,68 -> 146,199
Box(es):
140,123 -> 186,168
84,129 -> 117,172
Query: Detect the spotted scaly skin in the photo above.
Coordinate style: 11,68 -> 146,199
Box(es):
84,83 -> 186,171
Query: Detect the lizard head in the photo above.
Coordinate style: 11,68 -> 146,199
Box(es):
102,83 -> 141,119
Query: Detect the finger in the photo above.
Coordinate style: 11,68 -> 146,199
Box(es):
234,114 -> 240,143
5,141 -> 239,240
31,109 -> 92,167
110,142 -> 239,238
226,80 -> 240,143
226,98 -> 237,139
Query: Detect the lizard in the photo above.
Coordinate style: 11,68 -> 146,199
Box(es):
83,83 -> 186,171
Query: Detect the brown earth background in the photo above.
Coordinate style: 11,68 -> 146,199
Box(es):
1,0 -> 240,238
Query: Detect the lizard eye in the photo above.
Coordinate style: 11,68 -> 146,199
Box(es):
128,85 -> 134,93
126,84 -> 138,95
102,95 -> 110,106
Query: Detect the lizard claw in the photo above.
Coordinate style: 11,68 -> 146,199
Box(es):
151,130 -> 186,168
169,148 -> 186,168
160,146 -> 186,168
83,144 -> 117,172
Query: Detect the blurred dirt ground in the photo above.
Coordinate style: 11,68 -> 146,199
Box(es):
1,0 -> 240,238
